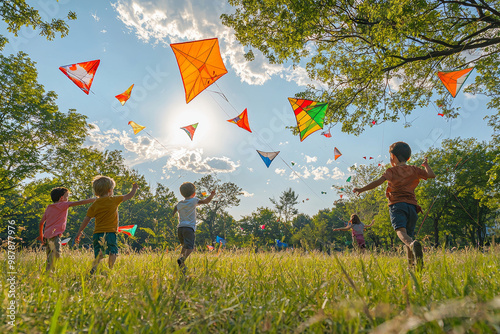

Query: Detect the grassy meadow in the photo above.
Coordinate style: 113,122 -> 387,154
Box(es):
1,247 -> 500,333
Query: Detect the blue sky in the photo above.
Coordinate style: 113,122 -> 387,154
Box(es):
3,1 -> 496,219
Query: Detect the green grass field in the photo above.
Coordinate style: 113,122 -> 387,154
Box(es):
1,247 -> 499,333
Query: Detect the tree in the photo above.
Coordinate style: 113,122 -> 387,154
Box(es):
270,188 -> 299,226
240,207 -> 280,248
0,0 -> 76,50
194,175 -> 242,243
222,0 -> 500,134
0,52 -> 88,217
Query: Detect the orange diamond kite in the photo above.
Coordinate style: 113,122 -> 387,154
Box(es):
171,38 -> 228,103
437,68 -> 473,98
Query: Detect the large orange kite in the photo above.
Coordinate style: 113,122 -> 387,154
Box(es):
170,38 -> 228,103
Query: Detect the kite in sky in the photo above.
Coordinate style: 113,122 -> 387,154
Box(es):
288,98 -> 328,141
321,129 -> 332,138
321,191 -> 327,194
260,225 -> 265,229
207,245 -> 214,251
181,123 -> 199,141
115,84 -> 134,106
363,157 -> 374,160
61,237 -> 71,246
257,150 -> 280,168
437,68 -> 474,98
291,161 -> 296,166
128,121 -> 145,135
216,236 -> 226,245
346,176 -> 351,182
438,113 -> 444,117
227,108 -> 252,132
170,38 -> 228,103
372,120 -> 376,125
118,225 -> 137,237
334,147 -> 342,160
59,59 -> 100,95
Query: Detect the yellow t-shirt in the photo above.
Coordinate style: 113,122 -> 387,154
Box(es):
86,196 -> 124,233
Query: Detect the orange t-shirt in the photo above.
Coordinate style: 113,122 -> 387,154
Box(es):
382,165 -> 428,206
86,196 -> 124,233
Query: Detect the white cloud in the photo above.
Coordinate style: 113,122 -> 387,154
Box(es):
326,159 -> 334,165
85,124 -> 239,172
148,168 -> 156,173
111,0 -> 314,87
100,29 -> 107,34
241,190 -> 254,197
162,148 -> 239,174
247,167 -> 254,172
305,155 -> 318,163
279,141 -> 289,146
275,168 -> 286,176
289,166 -> 345,181
91,12 -> 100,22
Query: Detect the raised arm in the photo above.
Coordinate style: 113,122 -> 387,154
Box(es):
353,176 -> 386,195
75,216 -> 92,244
365,219 -> 375,229
198,190 -> 216,205
421,157 -> 436,178
123,183 -> 139,202
333,222 -> 352,232
68,197 -> 96,207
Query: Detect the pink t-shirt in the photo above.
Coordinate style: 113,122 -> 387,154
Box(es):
42,201 -> 72,238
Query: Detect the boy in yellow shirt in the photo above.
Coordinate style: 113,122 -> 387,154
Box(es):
75,176 -> 138,274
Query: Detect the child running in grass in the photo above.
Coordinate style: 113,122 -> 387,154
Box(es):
353,141 -> 435,269
172,182 -> 215,272
37,187 -> 96,272
333,214 -> 375,251
75,176 -> 138,275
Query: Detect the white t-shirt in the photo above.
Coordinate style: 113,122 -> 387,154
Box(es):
351,223 -> 365,236
176,197 -> 200,231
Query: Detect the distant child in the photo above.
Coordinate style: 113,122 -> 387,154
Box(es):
75,176 -> 138,274
38,187 -> 96,272
333,214 -> 375,251
172,182 -> 215,272
353,141 -> 435,269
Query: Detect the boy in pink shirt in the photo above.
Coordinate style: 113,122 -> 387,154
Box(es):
38,187 -> 95,272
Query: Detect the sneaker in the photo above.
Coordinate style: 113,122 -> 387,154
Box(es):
405,245 -> 415,267
177,257 -> 185,268
410,240 -> 424,270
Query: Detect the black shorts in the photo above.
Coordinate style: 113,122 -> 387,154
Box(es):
178,227 -> 195,249
389,202 -> 418,238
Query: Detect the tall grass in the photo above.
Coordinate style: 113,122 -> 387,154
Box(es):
1,247 -> 499,333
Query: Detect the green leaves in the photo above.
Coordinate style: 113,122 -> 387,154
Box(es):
223,0 -> 500,134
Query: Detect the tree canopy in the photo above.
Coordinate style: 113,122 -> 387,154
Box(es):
222,0 -> 500,134
0,0 -> 76,50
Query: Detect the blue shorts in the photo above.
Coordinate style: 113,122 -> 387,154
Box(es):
389,202 -> 418,238
93,232 -> 118,258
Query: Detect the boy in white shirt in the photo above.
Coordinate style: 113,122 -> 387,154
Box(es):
172,182 -> 215,271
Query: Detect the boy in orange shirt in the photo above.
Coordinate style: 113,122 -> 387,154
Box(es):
353,142 -> 435,269
38,187 -> 96,272
75,176 -> 138,274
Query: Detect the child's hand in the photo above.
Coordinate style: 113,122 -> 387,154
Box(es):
210,190 -> 216,196
132,183 -> 139,190
421,157 -> 429,166
353,188 -> 362,195
37,235 -> 43,242
75,233 -> 81,244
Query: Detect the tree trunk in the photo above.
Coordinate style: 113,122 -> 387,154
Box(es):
433,217 -> 439,247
